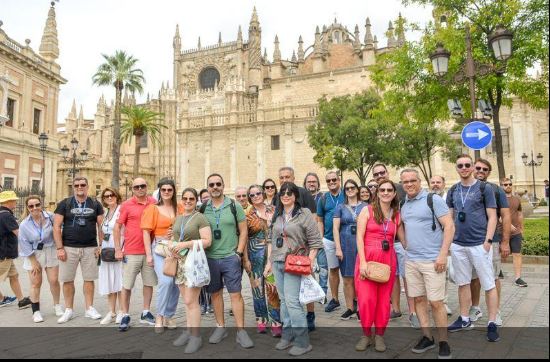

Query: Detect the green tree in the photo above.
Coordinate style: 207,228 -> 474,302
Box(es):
307,90 -> 399,185
92,51 -> 145,188
121,106 -> 166,178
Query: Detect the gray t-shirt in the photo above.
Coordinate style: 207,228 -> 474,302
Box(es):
401,190 -> 449,261
446,181 -> 497,247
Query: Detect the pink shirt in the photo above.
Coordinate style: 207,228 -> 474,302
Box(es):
117,196 -> 157,255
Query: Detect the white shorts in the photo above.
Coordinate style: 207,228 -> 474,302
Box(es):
323,238 -> 340,270
450,243 -> 496,292
472,242 -> 500,280
23,245 -> 59,271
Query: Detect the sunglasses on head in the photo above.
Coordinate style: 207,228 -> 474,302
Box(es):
182,196 -> 196,202
133,184 -> 147,190
373,171 -> 386,178
456,163 -> 472,169
264,185 -> 276,190
74,183 -> 87,188
475,166 -> 490,172
326,178 -> 338,184
280,191 -> 294,197
208,182 -> 223,188
249,191 -> 263,198
103,194 -> 115,199
28,203 -> 41,209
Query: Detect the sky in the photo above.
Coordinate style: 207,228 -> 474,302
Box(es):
2,0 -> 432,123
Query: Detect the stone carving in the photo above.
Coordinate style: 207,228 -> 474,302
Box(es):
179,50 -> 240,94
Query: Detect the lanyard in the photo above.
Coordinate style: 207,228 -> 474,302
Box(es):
328,191 -> 342,209
71,197 -> 88,227
382,210 -> 394,240
179,213 -> 196,242
459,182 -> 475,211
102,206 -> 119,231
30,214 -> 45,241
345,202 -> 363,222
213,207 -> 222,229
280,210 -> 293,238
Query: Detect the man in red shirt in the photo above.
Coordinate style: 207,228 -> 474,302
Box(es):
114,178 -> 158,331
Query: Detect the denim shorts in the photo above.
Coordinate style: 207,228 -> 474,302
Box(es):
206,255 -> 243,294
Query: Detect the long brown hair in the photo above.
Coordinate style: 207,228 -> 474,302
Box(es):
371,178 -> 400,224
21,195 -> 43,221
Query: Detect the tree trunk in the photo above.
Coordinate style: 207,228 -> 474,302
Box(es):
489,76 -> 506,179
111,82 -> 123,189
133,134 -> 141,179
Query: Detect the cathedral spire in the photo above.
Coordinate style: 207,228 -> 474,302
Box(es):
387,21 -> 397,48
273,35 -> 281,63
314,26 -> 322,56
397,13 -> 406,47
354,25 -> 361,51
237,25 -> 243,45
39,2 -> 60,62
218,32 -> 222,45
69,99 -> 77,119
173,24 -> 181,53
297,35 -> 305,62
197,37 -> 201,49
291,50 -> 297,63
364,17 -> 374,48
250,6 -> 260,28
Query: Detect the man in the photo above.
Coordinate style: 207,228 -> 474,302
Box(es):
114,178 -> 158,331
201,174 -> 253,349
317,171 -> 344,314
0,191 -> 31,309
400,169 -> 454,359
54,177 -> 104,323
235,186 -> 252,213
501,178 -> 527,287
277,167 -> 317,213
303,172 -> 323,205
199,189 -> 210,208
371,163 -> 419,328
446,155 -> 500,342
470,159 -> 511,326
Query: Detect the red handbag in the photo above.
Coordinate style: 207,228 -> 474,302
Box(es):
284,248 -> 311,276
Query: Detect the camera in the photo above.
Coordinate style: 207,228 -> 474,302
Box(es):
382,239 -> 390,251
351,225 -> 357,235
458,212 -> 466,223
36,242 -> 44,251
214,229 -> 222,240
77,218 -> 86,227
276,236 -> 284,249
103,234 -> 111,242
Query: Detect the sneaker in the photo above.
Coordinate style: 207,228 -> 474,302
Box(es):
236,329 -> 254,349
100,312 -> 115,325
412,336 -> 436,354
356,310 -> 361,321
173,330 -> 190,347
438,341 -> 452,359
85,306 -> 102,320
340,309 -> 355,321
0,296 -> 17,307
140,311 -> 155,325
374,335 -> 386,352
57,309 -> 74,324
487,322 -> 500,342
207,305 -> 214,314
229,310 -> 234,317
409,313 -> 421,329
54,304 -> 65,317
444,304 -> 452,316
271,325 -> 282,338
276,339 -> 292,351
498,270 -> 504,279
324,299 -> 341,313
115,312 -> 123,324
257,321 -> 267,334
209,326 -> 228,344
448,316 -> 473,332
119,315 -> 131,332
515,278 -> 528,287
164,318 -> 177,330
288,345 -> 312,356
306,312 -> 316,332
33,311 -> 44,323
495,311 -> 503,327
390,310 -> 402,319
469,307 -> 482,322
200,304 -> 207,315
184,336 -> 202,354
355,336 -> 373,351
318,297 -> 327,305
18,297 -> 31,310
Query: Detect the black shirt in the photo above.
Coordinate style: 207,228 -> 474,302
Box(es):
0,206 -> 19,260
273,186 -> 317,214
54,197 -> 104,248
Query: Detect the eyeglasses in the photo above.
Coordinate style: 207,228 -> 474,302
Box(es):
326,178 -> 338,184
264,185 -> 276,190
208,182 -> 223,188
235,194 -> 247,199
367,184 -> 378,189
280,191 -> 294,197
475,166 -> 490,172
373,171 -> 386,178
456,163 -> 472,169
345,186 -> 357,191
502,183 -> 513,187
182,197 -> 196,202
160,188 -> 174,193
249,192 -> 263,198
74,183 -> 87,188
132,184 -> 147,190
402,180 -> 419,185
28,203 -> 41,209
378,188 -> 395,194
103,194 -> 115,199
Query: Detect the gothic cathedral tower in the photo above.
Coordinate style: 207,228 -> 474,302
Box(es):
248,7 -> 262,92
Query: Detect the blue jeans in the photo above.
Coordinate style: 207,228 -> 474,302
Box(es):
152,243 -> 180,318
316,248 -> 329,296
272,261 -> 310,348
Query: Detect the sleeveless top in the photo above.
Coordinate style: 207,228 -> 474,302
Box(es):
363,205 -> 400,246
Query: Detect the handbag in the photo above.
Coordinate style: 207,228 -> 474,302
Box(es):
299,275 -> 326,305
284,248 -> 312,276
100,248 -> 117,262
154,239 -> 173,258
163,255 -> 178,277
184,240 -> 211,288
365,261 -> 391,283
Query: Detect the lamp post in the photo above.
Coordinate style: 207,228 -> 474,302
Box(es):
38,133 -> 48,195
60,137 -> 88,187
430,24 -> 513,159
521,151 -> 543,203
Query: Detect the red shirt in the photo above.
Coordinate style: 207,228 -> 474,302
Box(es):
117,196 -> 157,255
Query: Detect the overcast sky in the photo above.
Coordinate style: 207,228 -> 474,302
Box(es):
2,0 -> 432,123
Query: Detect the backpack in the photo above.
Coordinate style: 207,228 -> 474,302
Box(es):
199,198 -> 240,237
449,181 -> 501,220
400,193 -> 441,231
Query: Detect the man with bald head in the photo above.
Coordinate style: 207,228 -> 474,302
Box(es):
114,178 -> 158,331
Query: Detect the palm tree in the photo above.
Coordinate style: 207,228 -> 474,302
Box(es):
92,50 -> 145,188
121,106 -> 166,178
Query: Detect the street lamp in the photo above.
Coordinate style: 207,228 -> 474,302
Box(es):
38,133 -> 48,195
60,137 -> 89,187
521,151 -> 543,203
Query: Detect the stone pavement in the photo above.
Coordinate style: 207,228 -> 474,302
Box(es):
0,259 -> 548,359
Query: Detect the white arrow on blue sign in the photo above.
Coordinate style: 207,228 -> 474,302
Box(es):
461,121 -> 493,150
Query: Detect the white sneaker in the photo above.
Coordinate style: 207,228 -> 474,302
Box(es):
54,304 -> 65,317
444,304 -> 452,316
495,311 -> 503,326
33,311 -> 44,323
85,306 -> 102,320
115,312 -> 123,324
100,312 -> 115,325
57,309 -> 74,324
469,307 -> 483,322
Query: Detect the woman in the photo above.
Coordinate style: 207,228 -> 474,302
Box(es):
245,184 -> 282,337
334,180 -> 367,321
141,179 -> 178,333
171,188 -> 212,354
366,179 -> 379,196
264,182 -> 322,357
18,196 -> 63,322
359,186 -> 371,204
262,179 -> 278,206
98,187 -> 123,325
354,179 -> 402,353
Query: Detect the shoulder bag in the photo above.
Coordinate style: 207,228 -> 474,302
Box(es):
284,247 -> 311,276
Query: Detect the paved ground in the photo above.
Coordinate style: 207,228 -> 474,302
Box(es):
0,259 -> 548,359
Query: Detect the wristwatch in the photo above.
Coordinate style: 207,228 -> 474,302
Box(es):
236,251 -> 244,258
487,239 -> 493,244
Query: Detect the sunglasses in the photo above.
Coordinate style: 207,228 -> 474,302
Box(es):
208,182 -> 223,188
326,178 -> 338,184
74,183 -> 87,188
235,194 -> 247,199
378,188 -> 395,194
182,197 -> 196,202
133,184 -> 147,190
367,184 -> 378,189
27,203 -> 41,209
345,186 -> 357,191
475,166 -> 490,172
373,171 -> 386,178
249,192 -> 263,198
264,185 -> 276,190
502,183 -> 513,187
456,163 -> 472,169
160,188 -> 174,193
280,191 -> 294,197
103,194 -> 115,199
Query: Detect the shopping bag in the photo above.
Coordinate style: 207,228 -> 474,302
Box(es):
299,275 -> 326,305
184,240 -> 211,288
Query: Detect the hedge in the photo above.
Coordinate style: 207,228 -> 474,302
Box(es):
522,218 -> 549,256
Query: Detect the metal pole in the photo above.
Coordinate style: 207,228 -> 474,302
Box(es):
72,150 -> 77,183
465,24 -> 481,161
41,150 -> 46,195
531,151 -> 537,201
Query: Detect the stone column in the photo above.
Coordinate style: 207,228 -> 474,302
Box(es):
229,127 -> 238,190
177,131 -> 189,190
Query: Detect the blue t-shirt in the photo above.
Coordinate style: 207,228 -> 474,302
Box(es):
446,181 -> 497,247
401,190 -> 449,261
317,190 -> 345,241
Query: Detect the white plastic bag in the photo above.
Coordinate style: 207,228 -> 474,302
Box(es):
299,275 -> 326,305
184,240 -> 211,288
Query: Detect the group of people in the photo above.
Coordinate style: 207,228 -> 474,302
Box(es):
0,158 -> 527,357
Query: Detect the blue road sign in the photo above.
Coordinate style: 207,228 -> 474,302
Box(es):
461,121 -> 493,150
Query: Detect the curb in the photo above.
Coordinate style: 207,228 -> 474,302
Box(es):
502,255 -> 549,265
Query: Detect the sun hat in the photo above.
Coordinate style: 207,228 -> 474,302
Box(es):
0,191 -> 18,204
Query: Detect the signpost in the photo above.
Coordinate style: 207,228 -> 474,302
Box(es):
461,121 -> 493,153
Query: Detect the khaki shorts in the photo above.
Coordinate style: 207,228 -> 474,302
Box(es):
59,247 -> 99,283
123,255 -> 158,290
405,261 -> 446,301
23,246 -> 59,271
0,259 -> 18,282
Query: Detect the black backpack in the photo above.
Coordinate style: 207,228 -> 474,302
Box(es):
449,181 -> 501,220
199,199 -> 240,237
400,193 -> 441,231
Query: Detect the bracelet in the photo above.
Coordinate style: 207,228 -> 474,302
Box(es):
56,247 -> 64,251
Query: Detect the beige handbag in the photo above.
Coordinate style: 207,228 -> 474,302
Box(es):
365,261 -> 391,283
163,255 -> 178,277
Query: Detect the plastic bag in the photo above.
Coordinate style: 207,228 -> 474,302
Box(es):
184,240 -> 211,288
299,275 -> 326,305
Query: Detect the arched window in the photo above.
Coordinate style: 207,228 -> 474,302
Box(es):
199,67 -> 221,90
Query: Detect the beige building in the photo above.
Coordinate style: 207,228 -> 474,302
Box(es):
0,4 -> 66,205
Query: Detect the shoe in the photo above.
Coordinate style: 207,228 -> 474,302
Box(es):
324,299 -> 341,313
185,336 -> 202,354
409,313 -> 421,329
276,339 -> 292,351
498,270 -> 504,279
412,336 -> 436,354
487,322 -> 500,342
495,311 -> 503,327
229,310 -> 234,317
469,307 -> 482,322
257,321 -> 267,334
288,345 -> 312,356
271,325 -> 282,338
448,316 -> 473,332
33,311 -> 44,323
173,330 -> 190,347
100,312 -> 115,325
444,304 -> 452,316
140,311 -> 155,325
207,306 -> 214,314
306,312 -> 316,332
515,278 -> 528,287
164,318 -> 177,330
355,336 -> 373,351
340,309 -> 355,321
115,312 -> 123,324
57,309 -> 74,324
209,326 -> 228,344
119,315 -> 131,332
438,341 -> 452,359
236,329 -> 254,349
390,310 -> 402,319
85,306 -> 102,320
0,296 -> 17,307
54,304 -> 65,317
374,335 -> 386,352
318,297 -> 327,305
18,297 -> 31,310
200,304 -> 207,315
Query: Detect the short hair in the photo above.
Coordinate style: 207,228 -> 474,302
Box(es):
235,186 -> 248,194
73,176 -> 88,185
199,188 -> 209,197
326,170 -> 339,178
303,172 -> 321,189
206,173 -> 224,185
373,163 -> 388,171
500,178 -> 511,184
247,184 -> 266,204
278,166 -> 295,175
475,158 -> 493,171
456,154 -> 473,162
100,187 -> 122,208
430,175 -> 446,183
400,168 -> 421,179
